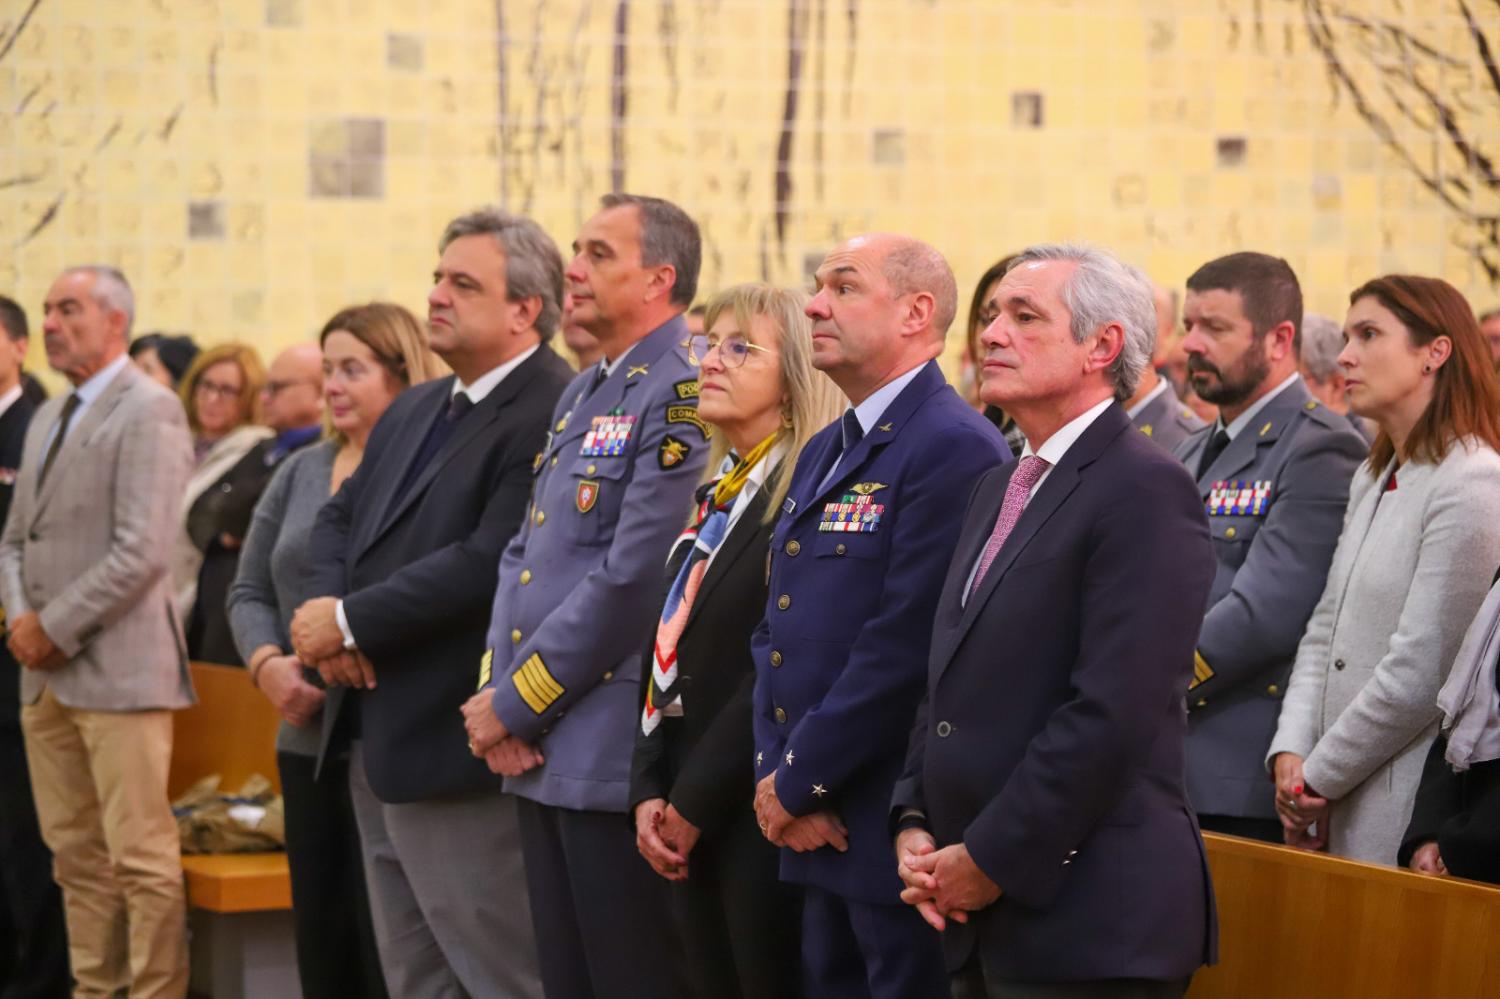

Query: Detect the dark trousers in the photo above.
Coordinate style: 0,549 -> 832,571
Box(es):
801,884 -> 948,999
951,952 -> 1191,999
1196,813 -> 1283,844
0,717 -> 69,999
515,798 -> 690,999
666,809 -> 802,999
278,751 -> 388,999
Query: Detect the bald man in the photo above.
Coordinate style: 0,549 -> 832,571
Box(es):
186,343 -> 325,664
751,233 -> 1009,998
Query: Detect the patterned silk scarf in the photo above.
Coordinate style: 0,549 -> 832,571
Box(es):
641,432 -> 779,736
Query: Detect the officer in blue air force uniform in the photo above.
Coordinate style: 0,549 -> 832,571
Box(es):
1173,253 -> 1367,843
462,194 -> 708,999
750,233 -> 1009,999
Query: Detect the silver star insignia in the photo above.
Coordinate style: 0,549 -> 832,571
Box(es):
785,750 -> 795,766
812,784 -> 828,797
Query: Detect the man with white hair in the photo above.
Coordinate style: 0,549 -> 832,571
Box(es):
1299,312 -> 1373,442
0,265 -> 194,998
893,244 -> 1218,997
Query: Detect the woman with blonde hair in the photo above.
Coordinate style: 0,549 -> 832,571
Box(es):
172,343 -> 271,618
226,302 -> 443,999
630,283 -> 842,998
1269,274 -> 1500,864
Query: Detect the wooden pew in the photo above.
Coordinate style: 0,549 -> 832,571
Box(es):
1190,832 -> 1500,998
172,662 -> 297,997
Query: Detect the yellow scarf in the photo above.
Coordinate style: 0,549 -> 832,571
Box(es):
712,432 -> 781,509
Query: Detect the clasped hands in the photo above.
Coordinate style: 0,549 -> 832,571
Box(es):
753,771 -> 848,853
6,611 -> 64,671
289,597 -> 377,689
896,827 -> 1001,931
460,689 -> 544,777
1273,752 -> 1332,851
634,798 -> 701,881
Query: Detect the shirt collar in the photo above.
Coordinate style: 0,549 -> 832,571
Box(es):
1125,377 -> 1171,419
1219,371 -> 1302,440
454,343 -> 539,405
0,384 -> 23,421
847,361 -> 929,436
1020,396 -> 1115,466
72,353 -> 130,406
597,341 -> 640,379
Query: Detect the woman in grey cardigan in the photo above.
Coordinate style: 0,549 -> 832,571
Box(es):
1267,274 -> 1500,865
228,303 -> 444,998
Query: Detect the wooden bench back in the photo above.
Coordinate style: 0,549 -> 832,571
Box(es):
168,662 -> 282,799
1190,832 -> 1500,998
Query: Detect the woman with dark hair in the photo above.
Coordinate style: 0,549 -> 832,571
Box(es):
130,332 -> 200,389
961,256 -> 1024,456
227,303 -> 444,998
1268,274 -> 1500,864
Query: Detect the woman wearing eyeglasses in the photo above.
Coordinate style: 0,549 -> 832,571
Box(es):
170,343 -> 271,630
630,284 -> 843,999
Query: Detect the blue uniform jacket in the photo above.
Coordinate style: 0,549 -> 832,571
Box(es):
483,316 -> 711,813
751,360 -> 1009,904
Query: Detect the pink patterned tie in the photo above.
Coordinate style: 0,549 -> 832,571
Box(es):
968,455 -> 1050,599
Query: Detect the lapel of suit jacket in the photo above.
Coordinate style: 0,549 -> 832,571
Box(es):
788,360 -> 946,529
684,485 -> 772,633
1195,378 -> 1312,492
353,378 -> 453,559
33,363 -> 135,516
938,404 -> 1131,680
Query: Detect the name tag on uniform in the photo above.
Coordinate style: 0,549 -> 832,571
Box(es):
1207,479 -> 1272,516
818,492 -> 886,533
580,414 -> 636,456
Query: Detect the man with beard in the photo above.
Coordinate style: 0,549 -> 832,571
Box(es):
1173,252 -> 1367,843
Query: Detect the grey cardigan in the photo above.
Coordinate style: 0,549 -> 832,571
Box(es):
1268,438 -> 1500,863
227,440 -> 338,756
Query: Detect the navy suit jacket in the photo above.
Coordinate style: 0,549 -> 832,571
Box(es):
752,360 -> 1009,904
308,347 -> 573,803
0,393 -> 37,721
893,402 -> 1218,982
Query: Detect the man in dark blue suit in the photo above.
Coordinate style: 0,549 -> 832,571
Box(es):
893,244 -> 1217,998
751,233 -> 1009,999
292,209 -> 573,998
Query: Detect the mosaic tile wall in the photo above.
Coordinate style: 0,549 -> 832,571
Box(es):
2,0 -> 1498,381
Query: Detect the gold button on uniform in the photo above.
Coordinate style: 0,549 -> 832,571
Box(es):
777,594 -> 791,610
551,456 -> 558,467
835,543 -> 847,555
774,707 -> 787,724
519,569 -> 532,585
603,671 -> 614,681
1267,684 -> 1280,695
511,629 -> 523,644
785,540 -> 801,556
535,510 -> 546,526
1224,527 -> 1237,539
586,464 -> 597,475
770,650 -> 783,667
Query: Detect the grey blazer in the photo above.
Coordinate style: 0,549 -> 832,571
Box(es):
1132,384 -> 1205,453
0,362 -> 196,711
1268,439 -> 1500,863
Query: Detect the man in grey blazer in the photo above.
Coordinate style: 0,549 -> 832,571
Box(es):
1173,252 -> 1367,843
0,266 -> 194,998
463,193 -> 709,999
1125,362 -> 1204,452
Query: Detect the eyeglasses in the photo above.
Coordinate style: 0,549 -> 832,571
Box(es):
195,378 -> 243,400
686,334 -> 774,369
261,379 -> 318,397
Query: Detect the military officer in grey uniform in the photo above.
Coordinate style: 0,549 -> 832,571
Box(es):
1174,252 -> 1368,842
1125,362 -> 1204,452
463,193 -> 706,999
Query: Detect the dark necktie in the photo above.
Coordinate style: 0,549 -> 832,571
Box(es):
1197,427 -> 1231,479
841,409 -> 864,454
393,392 -> 474,504
37,393 -> 82,493
580,363 -> 608,403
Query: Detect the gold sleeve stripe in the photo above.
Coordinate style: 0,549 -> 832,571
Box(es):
512,653 -> 565,715
1188,650 -> 1214,691
477,649 -> 494,690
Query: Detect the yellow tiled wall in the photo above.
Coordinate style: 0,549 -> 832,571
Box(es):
2,0 -> 1497,382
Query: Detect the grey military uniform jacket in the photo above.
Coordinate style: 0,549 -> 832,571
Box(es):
483,316 -> 710,813
1173,378 -> 1366,819
1131,382 -> 1204,453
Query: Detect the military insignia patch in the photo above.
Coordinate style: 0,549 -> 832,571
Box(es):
1140,424 -> 1154,438
1206,480 -> 1273,516
666,404 -> 711,438
878,422 -> 893,432
673,378 -> 700,400
849,482 -> 888,496
627,363 -> 650,378
658,435 -> 691,470
477,648 -> 494,689
576,479 -> 600,513
819,491 -> 886,532
580,414 -> 636,456
512,652 -> 565,715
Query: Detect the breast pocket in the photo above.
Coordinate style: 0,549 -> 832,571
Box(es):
567,455 -> 632,547
1209,513 -> 1263,564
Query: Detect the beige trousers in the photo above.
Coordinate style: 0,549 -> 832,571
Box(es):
21,686 -> 188,999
